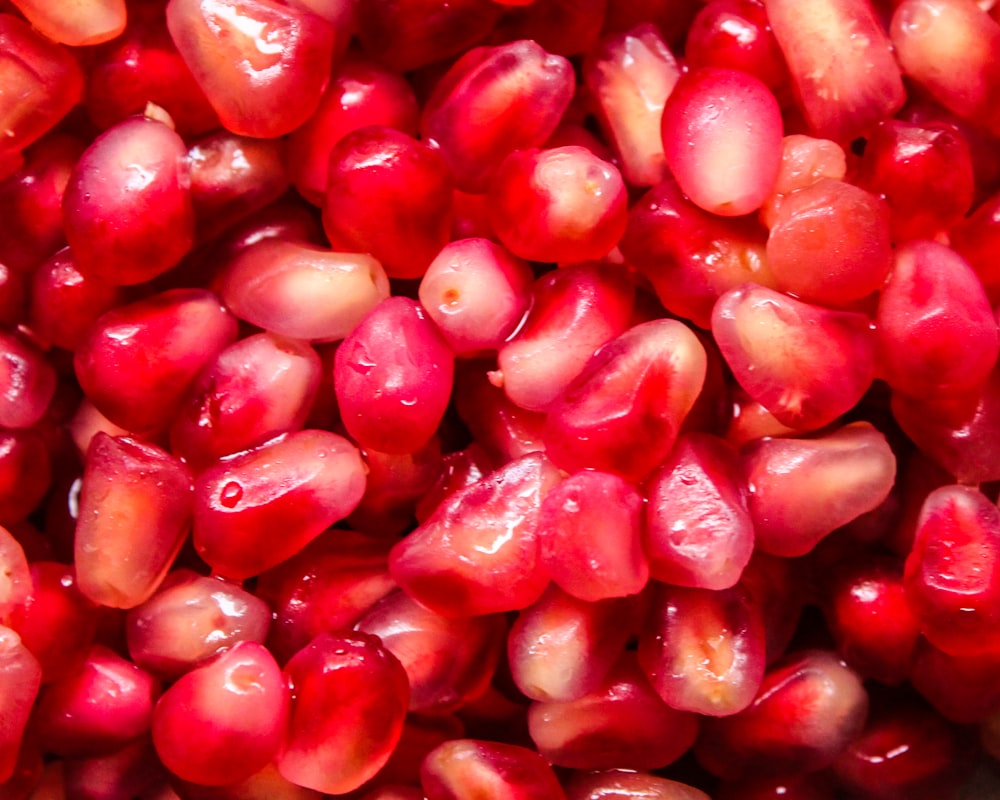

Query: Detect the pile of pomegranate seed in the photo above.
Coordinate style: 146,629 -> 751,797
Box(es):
4,0 -> 1000,797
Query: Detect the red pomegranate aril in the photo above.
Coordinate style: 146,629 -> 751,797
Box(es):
527,651 -> 699,770
421,39 -> 575,193
495,262 -> 635,413
0,525 -> 29,621
170,333 -> 321,470
508,587 -> 634,703
638,583 -> 766,717
760,134 -> 848,225
33,645 -> 160,759
126,570 -> 271,680
820,556 -> 920,685
487,146 -> 627,264
490,0 -> 607,56
764,0 -> 905,142
618,177 -> 772,329
220,239 -> 389,343
891,0 -> 1000,137
0,134 -> 83,274
685,1 -> 791,100
62,114 -> 195,287
349,438 -> 444,535
75,434 -> 193,610
356,589 -> 506,713
565,770 -> 711,800
0,331 -> 55,431
84,6 -> 220,136
255,530 -> 394,664
742,422 -> 896,557
323,126 -> 454,280
583,23 -> 680,187
414,444 -> 494,524
453,369 -> 546,463
29,248 -> 126,353
661,67 -> 783,217
187,132 -> 289,245
695,649 -> 869,779
420,739 -> 565,800
644,432 -> 754,590
193,429 -> 366,580
0,263 -> 25,330
536,470 -> 646,601
288,54 -> 419,206
418,238 -> 533,356
0,626 -> 40,783
335,297 -> 454,455
278,632 -> 409,795
712,283 -> 876,430
831,697 -> 975,800
7,562 -> 98,683
543,318 -> 708,482
892,361 -> 1000,484
389,452 -> 561,617
876,240 -> 998,402
765,179 -> 892,308
153,641 -> 288,787
903,484 -> 1000,655
170,760 -> 322,800
0,14 -> 84,159
857,119 -> 975,242
165,0 -> 337,138
74,289 -> 238,436
355,0 -> 502,73
10,0 -> 124,46
951,186 -> 1000,304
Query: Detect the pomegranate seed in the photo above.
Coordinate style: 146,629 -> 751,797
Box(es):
152,641 -> 287,786
75,434 -> 193,610
904,484 -> 1000,655
421,39 -> 575,192
389,452 -> 562,617
169,333 -> 322,470
765,0 -> 905,142
495,262 -> 635,413
453,369 -> 546,462
126,570 -> 271,679
508,586 -> 634,702
543,318 -> 708,481
695,649 -> 869,779
0,14 -> 84,159
323,126 -> 454,279
715,772 -> 837,800
74,289 -> 238,435
193,429 -> 367,580
527,651 -> 699,770
63,114 -> 195,287
910,638 -> 1000,723
638,582 -> 766,717
335,296 -> 454,454
583,24 -> 680,187
644,432 -> 753,590
743,422 -> 896,557
165,0 -> 337,138
9,0 -> 124,46
356,588 -> 506,713
661,67 -> 783,217
0,626 -> 40,783
890,0 -> 1000,137
277,632 -> 409,795
537,469 -> 647,601
33,645 -> 160,759
420,739 -> 566,800
0,330 -> 55,430
61,736 -> 168,800
488,145 -> 628,263
220,239 -> 390,343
